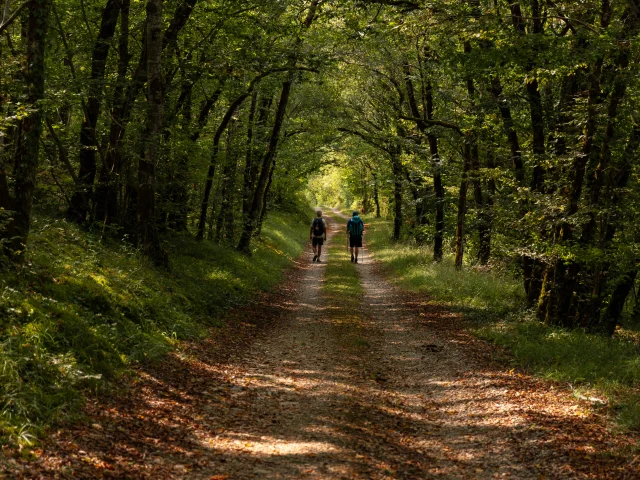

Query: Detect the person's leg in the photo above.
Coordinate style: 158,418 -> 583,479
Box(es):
354,246 -> 359,262
317,244 -> 322,261
350,246 -> 354,262
312,240 -> 318,261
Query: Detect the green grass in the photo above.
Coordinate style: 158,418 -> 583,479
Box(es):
367,218 -> 524,318
0,209 -> 310,445
367,217 -> 640,431
321,212 -> 367,348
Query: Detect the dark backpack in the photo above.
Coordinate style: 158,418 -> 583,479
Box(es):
312,217 -> 325,236
348,217 -> 364,237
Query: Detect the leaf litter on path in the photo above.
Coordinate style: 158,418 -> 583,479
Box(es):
2,216 -> 639,479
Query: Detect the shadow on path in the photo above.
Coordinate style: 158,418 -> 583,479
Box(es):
7,215 -> 638,479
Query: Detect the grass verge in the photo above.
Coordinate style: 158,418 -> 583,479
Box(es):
0,209 -> 309,445
367,217 -> 640,431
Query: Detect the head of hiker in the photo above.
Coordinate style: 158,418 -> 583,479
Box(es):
317,210 -> 322,217
353,211 -> 358,217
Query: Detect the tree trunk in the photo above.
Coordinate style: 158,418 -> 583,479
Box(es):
242,93 -> 271,229
454,142 -> 471,269
256,157 -> 277,236
489,77 -> 525,185
136,0 -> 166,266
99,0 -> 197,227
391,150 -> 403,241
463,43 -> 490,265
405,70 -> 444,260
197,92 -> 252,240
214,115 -> 238,243
95,0 -> 130,225
372,172 -> 381,218
601,270 -> 637,336
237,77 -> 294,253
2,0 -> 51,258
68,0 -> 120,223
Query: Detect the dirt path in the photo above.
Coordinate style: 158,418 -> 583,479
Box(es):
6,215 -> 639,479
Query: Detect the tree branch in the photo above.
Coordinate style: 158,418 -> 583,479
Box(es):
0,0 -> 26,35
400,115 -> 463,136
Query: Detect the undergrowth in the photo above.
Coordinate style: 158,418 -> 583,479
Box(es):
368,217 -> 640,431
0,209 -> 309,445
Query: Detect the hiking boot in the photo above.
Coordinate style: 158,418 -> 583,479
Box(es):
351,254 -> 354,262
316,258 -> 321,263
313,254 -> 317,262
355,258 -> 358,264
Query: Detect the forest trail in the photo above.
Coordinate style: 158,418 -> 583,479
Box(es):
9,216 -> 638,479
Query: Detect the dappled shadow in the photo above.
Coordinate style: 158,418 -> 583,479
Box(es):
11,218 -> 639,479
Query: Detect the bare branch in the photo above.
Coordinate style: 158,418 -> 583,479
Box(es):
0,0 -> 27,35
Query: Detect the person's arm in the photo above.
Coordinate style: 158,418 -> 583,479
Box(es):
323,219 -> 327,240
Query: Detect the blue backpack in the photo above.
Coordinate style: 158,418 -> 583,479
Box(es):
348,216 -> 364,237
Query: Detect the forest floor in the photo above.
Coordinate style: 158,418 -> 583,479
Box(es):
3,214 -> 640,479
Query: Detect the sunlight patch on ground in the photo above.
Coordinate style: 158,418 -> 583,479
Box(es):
200,434 -> 342,456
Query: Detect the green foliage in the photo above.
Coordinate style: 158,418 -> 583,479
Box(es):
0,209 -> 309,445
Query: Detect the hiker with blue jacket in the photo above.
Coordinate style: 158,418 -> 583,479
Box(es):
347,211 -> 364,263
310,210 -> 327,262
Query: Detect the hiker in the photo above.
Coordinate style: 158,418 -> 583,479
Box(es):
310,210 -> 327,262
347,211 -> 364,263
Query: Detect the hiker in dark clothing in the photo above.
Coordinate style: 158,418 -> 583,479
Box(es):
347,211 -> 364,263
310,209 -> 327,262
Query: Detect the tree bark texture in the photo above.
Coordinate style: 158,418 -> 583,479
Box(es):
68,0 -> 120,223
95,0 -> 130,225
136,0 -> 166,266
391,150 -> 403,241
2,0 -> 51,257
237,77 -> 293,252
454,142 -> 471,270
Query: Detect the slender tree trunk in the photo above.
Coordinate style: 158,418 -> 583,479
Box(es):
405,70 -> 444,260
197,92 -> 251,240
68,0 -> 120,223
390,150 -> 403,241
372,172 -> 381,218
95,0 -> 130,225
463,42 -> 490,265
237,77 -> 293,252
101,0 -> 198,227
489,77 -> 525,185
600,270 -> 637,336
166,90 -> 192,231
256,157 -> 276,236
215,115 -> 238,243
242,90 -> 259,219
2,0 -> 51,258
136,0 -> 166,266
454,142 -> 471,269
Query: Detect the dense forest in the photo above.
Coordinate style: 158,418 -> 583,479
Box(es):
3,0 -> 640,333
1,0 -> 640,460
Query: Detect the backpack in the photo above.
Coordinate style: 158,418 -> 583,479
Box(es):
312,217 -> 325,237
348,217 -> 364,237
